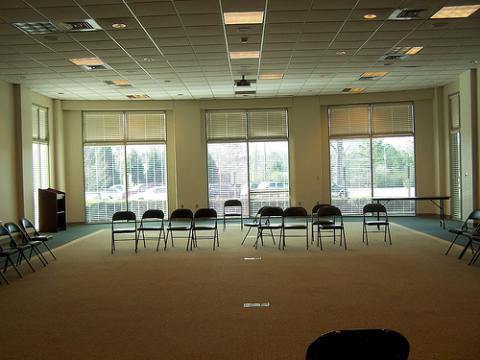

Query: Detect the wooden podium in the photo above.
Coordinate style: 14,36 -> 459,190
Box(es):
39,188 -> 66,232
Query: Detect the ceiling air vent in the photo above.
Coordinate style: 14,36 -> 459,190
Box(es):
56,19 -> 102,32
389,8 -> 425,20
235,90 -> 256,96
81,64 -> 111,71
380,54 -> 408,61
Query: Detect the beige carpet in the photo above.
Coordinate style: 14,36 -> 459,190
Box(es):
1,223 -> 479,360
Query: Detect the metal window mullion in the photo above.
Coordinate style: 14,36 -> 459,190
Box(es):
369,105 -> 374,201
246,110 -> 252,217
122,112 -> 129,213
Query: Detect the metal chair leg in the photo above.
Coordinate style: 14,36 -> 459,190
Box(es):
445,234 -> 460,255
7,256 -> 23,278
241,226 -> 252,245
43,243 -> 56,260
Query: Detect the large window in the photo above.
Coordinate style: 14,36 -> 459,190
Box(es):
83,111 -> 167,223
32,105 -> 50,227
449,93 -> 462,220
329,103 -> 415,215
206,109 -> 289,216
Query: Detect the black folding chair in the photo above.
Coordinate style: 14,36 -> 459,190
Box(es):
0,226 -> 23,283
282,207 -> 308,250
446,209 -> 480,258
311,204 -> 333,245
19,217 -> 56,260
362,203 -> 392,245
137,210 -> 166,252
190,208 -> 219,251
254,206 -> 283,249
111,211 -> 138,254
166,208 -> 193,250
316,205 -> 347,250
3,223 -> 46,272
223,199 -> 243,231
468,235 -> 480,265
241,206 -> 268,245
306,328 -> 410,360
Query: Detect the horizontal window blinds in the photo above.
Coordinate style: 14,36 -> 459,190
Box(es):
248,109 -> 288,138
371,103 -> 414,135
449,94 -> 460,130
84,112 -> 124,142
126,112 -> 166,141
32,105 -> 49,141
206,109 -> 287,140
206,111 -> 247,140
329,105 -> 369,137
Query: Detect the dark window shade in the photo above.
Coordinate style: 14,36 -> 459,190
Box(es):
83,112 -> 124,142
206,111 -> 247,140
248,109 -> 288,139
371,103 -> 414,135
329,105 -> 369,137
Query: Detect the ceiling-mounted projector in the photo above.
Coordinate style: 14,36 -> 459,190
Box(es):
235,75 -> 255,87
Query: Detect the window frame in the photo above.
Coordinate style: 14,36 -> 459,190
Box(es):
327,101 -> 417,215
32,104 -> 50,227
205,108 -> 290,217
82,110 -> 168,223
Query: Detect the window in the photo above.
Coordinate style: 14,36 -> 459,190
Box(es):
329,103 -> 415,215
449,93 -> 462,220
83,111 -> 167,223
206,109 -> 289,216
32,105 -> 50,227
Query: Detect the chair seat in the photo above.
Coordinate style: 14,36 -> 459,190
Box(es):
32,234 -> 53,241
138,226 -> 163,231
448,228 -> 463,235
259,224 -> 283,229
112,229 -> 137,234
244,222 -> 258,227
224,213 -> 241,217
168,226 -> 191,231
284,224 -> 307,230
0,248 -> 19,256
365,221 -> 389,226
313,220 -> 334,226
193,225 -> 216,230
319,224 -> 343,229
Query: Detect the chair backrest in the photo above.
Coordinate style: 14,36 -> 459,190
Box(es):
284,206 -> 308,218
19,217 -> 38,236
4,222 -> 28,245
224,199 -> 242,207
142,209 -> 164,220
317,205 -> 342,217
170,208 -> 194,220
312,204 -> 329,216
363,203 -> 388,215
0,225 -> 11,251
468,209 -> 480,220
260,206 -> 284,217
306,328 -> 409,360
112,211 -> 136,222
195,208 -> 217,220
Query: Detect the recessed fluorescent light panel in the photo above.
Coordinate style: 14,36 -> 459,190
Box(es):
259,73 -> 284,80
69,57 -> 104,66
224,12 -> 264,24
343,87 -> 365,93
127,94 -> 150,99
360,72 -> 387,79
230,51 -> 259,59
111,79 -> 130,86
13,21 -> 57,34
431,5 -> 480,18
405,46 -> 424,55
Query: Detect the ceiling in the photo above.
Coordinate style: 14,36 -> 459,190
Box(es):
0,0 -> 479,100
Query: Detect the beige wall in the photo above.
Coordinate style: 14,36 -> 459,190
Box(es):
0,82 -> 54,223
62,89 -> 437,222
0,81 -> 18,222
